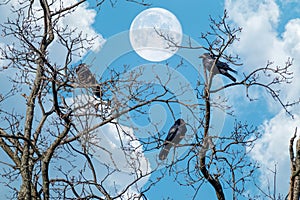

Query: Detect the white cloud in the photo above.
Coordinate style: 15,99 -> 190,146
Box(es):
0,1 -> 105,66
224,0 -> 289,115
282,19 -> 300,102
225,0 -> 286,69
249,112 -> 299,195
52,1 -> 105,58
225,0 -> 300,111
0,1 -> 106,130
225,0 -> 300,196
39,0 -> 105,65
69,95 -> 151,198
0,0 -> 105,112
0,0 -> 105,99
0,2 -> 105,198
282,19 -> 300,56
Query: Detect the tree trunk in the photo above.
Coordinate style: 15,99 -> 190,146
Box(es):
293,138 -> 300,200
18,181 -> 40,200
288,130 -> 300,200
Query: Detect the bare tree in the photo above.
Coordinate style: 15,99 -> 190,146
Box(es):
0,0 -> 160,199
157,10 -> 299,200
288,128 -> 300,200
0,1 -> 299,200
252,128 -> 300,200
197,12 -> 295,200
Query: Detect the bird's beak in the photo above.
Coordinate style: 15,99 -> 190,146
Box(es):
199,54 -> 204,58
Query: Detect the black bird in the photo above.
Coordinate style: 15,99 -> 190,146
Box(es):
75,64 -> 101,98
159,119 -> 187,160
200,53 -> 237,82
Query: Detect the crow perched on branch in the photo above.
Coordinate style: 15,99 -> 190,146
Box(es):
159,119 -> 187,161
200,53 -> 237,82
75,64 -> 102,98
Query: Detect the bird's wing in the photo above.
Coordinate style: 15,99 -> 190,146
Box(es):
165,123 -> 187,144
159,122 -> 187,161
159,125 -> 177,161
219,70 -> 236,82
164,125 -> 178,143
178,124 -> 187,135
92,85 -> 102,98
217,60 -> 237,74
77,66 -> 98,86
76,65 -> 102,98
172,124 -> 187,143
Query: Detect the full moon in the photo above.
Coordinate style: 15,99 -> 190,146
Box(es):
129,8 -> 183,62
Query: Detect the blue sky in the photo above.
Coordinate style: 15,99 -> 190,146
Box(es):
94,1 -> 224,40
87,0 -> 300,199
0,0 -> 300,199
88,0 -> 300,199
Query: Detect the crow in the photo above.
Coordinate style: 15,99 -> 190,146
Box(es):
159,119 -> 187,160
75,64 -> 101,98
200,53 -> 237,82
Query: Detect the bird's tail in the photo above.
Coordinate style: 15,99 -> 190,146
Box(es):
217,61 -> 237,74
159,145 -> 172,160
228,68 -> 238,74
223,72 -> 236,82
92,85 -> 102,98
